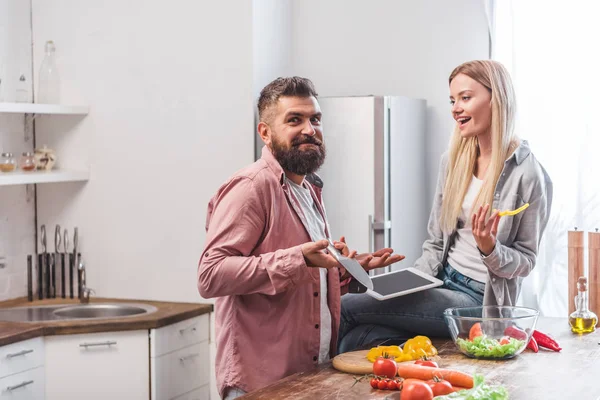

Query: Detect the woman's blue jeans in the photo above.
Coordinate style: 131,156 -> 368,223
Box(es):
337,264 -> 485,353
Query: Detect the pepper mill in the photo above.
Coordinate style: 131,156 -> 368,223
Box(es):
568,229 -> 585,316
589,229 -> 600,326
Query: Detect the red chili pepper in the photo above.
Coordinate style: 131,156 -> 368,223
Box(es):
504,325 -> 528,341
526,336 -> 539,352
532,330 -> 562,352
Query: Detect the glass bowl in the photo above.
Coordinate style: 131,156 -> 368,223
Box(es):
443,306 -> 539,360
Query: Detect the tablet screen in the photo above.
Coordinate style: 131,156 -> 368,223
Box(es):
372,269 -> 435,296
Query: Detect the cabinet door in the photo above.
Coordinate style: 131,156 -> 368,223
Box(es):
0,366 -> 45,400
45,330 -> 149,400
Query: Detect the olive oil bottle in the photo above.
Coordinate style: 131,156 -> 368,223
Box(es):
569,277 -> 598,334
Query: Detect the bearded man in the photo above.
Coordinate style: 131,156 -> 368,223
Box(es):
198,77 -> 403,399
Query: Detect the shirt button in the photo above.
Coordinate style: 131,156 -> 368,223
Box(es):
313,356 -> 318,362
495,193 -> 500,198
498,297 -> 503,303
314,292 -> 318,297
492,278 -> 496,283
315,324 -> 319,329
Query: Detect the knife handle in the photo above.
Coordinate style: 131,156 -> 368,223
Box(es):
69,253 -> 74,299
50,254 -> 56,298
37,254 -> 43,300
61,253 -> 66,299
27,255 -> 33,302
45,253 -> 51,299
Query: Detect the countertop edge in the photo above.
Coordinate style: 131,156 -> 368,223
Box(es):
0,298 -> 213,346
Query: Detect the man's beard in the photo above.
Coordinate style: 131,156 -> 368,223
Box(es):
270,134 -> 326,176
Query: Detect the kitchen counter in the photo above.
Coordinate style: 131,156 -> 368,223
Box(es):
0,297 -> 213,346
241,318 -> 600,399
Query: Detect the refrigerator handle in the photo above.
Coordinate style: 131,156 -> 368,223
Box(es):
369,215 -> 392,253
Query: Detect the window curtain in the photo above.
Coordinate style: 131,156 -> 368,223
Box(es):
487,0 -> 600,316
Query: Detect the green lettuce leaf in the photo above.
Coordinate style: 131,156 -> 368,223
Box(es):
433,374 -> 509,400
456,336 -> 525,358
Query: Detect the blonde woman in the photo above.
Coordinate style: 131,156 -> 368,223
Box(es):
337,60 -> 553,353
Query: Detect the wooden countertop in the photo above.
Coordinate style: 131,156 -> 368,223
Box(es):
241,317 -> 600,399
0,297 -> 213,346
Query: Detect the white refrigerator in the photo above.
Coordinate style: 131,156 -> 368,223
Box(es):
317,96 -> 429,273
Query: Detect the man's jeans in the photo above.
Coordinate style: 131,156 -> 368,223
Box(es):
338,264 -> 485,353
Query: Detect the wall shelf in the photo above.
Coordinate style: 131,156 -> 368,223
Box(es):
0,170 -> 89,186
0,103 -> 89,115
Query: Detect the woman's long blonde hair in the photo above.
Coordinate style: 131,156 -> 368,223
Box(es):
440,60 -> 519,233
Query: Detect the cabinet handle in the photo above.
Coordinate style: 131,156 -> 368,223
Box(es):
79,341 -> 117,348
6,380 -> 34,391
6,349 -> 34,359
179,324 -> 197,335
179,353 -> 200,363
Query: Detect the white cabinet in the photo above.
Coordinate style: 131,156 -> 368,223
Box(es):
0,366 -> 45,400
150,314 -> 210,400
0,338 -> 45,400
44,330 -> 149,400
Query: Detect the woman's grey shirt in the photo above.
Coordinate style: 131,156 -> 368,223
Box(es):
414,140 -> 553,306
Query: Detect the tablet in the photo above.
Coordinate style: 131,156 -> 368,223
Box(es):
366,267 -> 443,301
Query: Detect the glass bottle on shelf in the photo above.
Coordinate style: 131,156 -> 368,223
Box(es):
19,152 -> 36,171
569,276 -> 598,334
0,153 -> 17,173
37,40 -> 60,104
16,74 -> 29,103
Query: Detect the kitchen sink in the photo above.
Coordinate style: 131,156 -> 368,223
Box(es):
0,303 -> 158,323
53,304 -> 157,319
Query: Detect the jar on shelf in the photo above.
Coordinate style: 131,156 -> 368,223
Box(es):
34,146 -> 56,170
0,153 -> 17,173
20,152 -> 36,171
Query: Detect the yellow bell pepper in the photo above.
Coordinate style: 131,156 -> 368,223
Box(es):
366,335 -> 437,363
366,345 -> 403,362
498,203 -> 530,217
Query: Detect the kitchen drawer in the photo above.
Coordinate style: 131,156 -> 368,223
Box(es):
0,338 -> 44,378
150,314 -> 208,357
45,330 -> 148,400
171,385 -> 209,400
0,366 -> 44,400
151,342 -> 209,400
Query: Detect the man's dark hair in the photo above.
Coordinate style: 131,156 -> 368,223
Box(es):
257,77 -> 318,122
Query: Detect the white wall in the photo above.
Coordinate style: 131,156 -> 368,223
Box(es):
0,0 -> 36,301
252,0 -> 293,159
290,0 -> 490,201
32,0 -> 254,303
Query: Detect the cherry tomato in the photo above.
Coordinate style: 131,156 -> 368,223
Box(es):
499,336 -> 511,345
377,379 -> 388,390
427,379 -> 453,395
370,378 -> 379,389
400,379 -> 434,400
372,356 -> 398,379
386,379 -> 398,390
415,359 -> 439,368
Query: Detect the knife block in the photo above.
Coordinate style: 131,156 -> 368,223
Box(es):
568,230 -> 584,316
589,230 -> 600,325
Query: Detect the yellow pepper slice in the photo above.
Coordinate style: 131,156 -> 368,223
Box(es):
366,345 -> 403,362
366,335 -> 438,363
498,203 -> 530,217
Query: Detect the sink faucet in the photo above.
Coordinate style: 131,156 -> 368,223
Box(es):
78,262 -> 94,304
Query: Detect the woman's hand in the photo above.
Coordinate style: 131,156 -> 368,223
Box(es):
471,204 -> 500,256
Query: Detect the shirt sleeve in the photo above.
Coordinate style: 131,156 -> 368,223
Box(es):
414,153 -> 448,277
481,167 -> 553,279
198,176 -> 313,298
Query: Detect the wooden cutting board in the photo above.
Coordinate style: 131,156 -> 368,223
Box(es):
332,350 -> 443,375
331,350 -> 373,375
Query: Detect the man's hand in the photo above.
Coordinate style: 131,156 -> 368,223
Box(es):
356,248 -> 405,271
471,204 -> 500,256
301,239 -> 340,269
